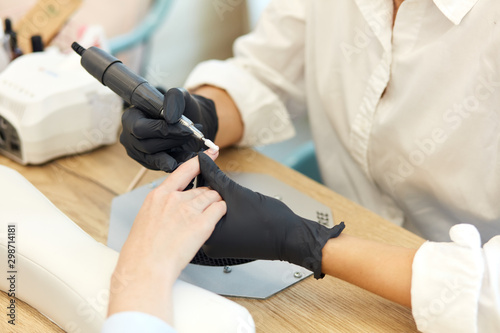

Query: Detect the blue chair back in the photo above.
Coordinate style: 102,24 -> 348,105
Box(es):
283,141 -> 323,183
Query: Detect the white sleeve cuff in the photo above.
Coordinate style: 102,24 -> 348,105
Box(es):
101,312 -> 176,333
185,59 -> 295,147
411,224 -> 484,333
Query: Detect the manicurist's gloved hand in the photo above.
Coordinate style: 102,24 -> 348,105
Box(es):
198,153 -> 345,279
120,88 -> 218,172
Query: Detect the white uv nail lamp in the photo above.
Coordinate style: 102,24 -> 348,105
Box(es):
108,172 -> 334,299
0,48 -> 122,165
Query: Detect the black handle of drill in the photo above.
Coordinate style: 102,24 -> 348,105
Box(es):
71,42 -> 164,118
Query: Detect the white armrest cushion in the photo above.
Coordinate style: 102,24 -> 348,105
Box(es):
0,165 -> 254,333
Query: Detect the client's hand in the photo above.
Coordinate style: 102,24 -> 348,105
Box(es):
198,153 -> 345,279
108,149 -> 226,323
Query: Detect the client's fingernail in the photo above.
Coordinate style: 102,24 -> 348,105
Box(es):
206,148 -> 219,156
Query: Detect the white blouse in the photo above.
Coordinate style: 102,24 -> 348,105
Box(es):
185,0 -> 500,331
185,0 -> 500,244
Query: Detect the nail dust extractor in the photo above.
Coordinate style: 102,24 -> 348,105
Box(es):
109,172 -> 334,299
0,48 -> 121,164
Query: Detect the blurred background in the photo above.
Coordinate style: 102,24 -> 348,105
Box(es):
0,0 -> 315,178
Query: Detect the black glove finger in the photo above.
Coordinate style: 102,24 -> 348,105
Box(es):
122,107 -> 191,139
122,132 -> 196,155
190,94 -> 217,141
181,88 -> 202,119
199,153 -> 294,216
143,150 -> 182,172
164,88 -> 218,141
198,153 -> 238,198
167,150 -> 199,191
164,88 -> 187,124
167,88 -> 210,134
177,124 -> 205,152
170,150 -> 198,166
126,148 -> 180,172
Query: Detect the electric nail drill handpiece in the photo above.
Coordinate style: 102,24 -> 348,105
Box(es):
71,42 -> 218,151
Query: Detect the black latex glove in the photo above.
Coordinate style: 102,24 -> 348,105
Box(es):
198,153 -> 345,279
120,88 -> 218,172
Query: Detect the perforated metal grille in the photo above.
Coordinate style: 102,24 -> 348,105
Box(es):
190,248 -> 254,266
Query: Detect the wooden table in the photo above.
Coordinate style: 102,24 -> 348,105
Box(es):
0,143 -> 424,332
